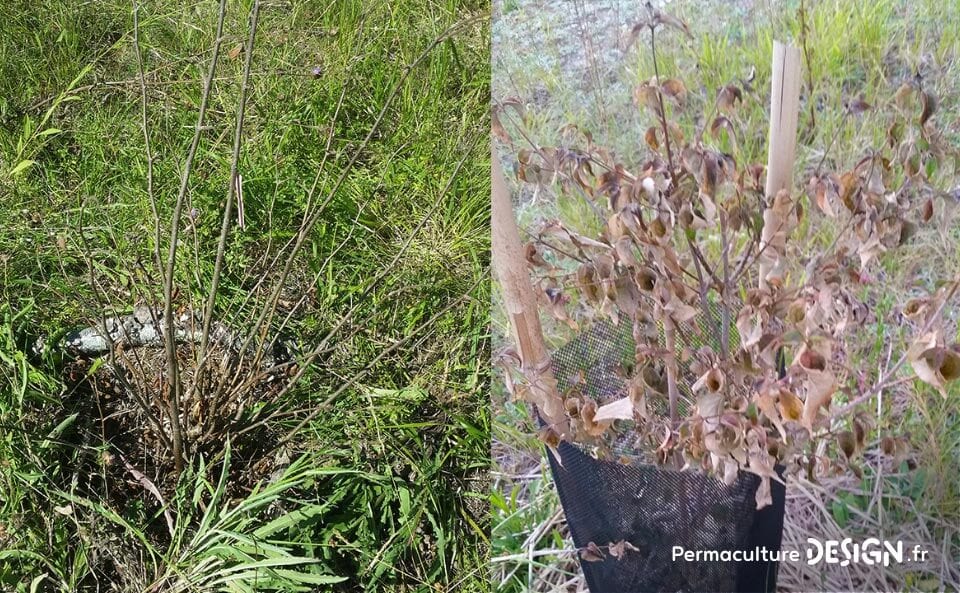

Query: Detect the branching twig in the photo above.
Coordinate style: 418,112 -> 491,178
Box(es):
825,275 -> 960,422
799,0 -> 817,133
133,2 -> 162,277
815,111 -> 849,175
719,209 -> 731,358
196,0 -> 261,404
230,16 -> 480,384
160,0 -> 228,473
648,24 -> 674,173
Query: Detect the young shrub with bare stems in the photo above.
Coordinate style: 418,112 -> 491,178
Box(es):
3,1 -> 487,590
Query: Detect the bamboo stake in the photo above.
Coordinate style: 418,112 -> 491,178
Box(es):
759,41 -> 802,290
491,149 -> 569,437
765,42 -> 802,198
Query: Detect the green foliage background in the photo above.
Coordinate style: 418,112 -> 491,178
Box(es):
0,1 -> 490,591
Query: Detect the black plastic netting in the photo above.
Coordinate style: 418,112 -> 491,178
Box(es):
545,316 -> 786,593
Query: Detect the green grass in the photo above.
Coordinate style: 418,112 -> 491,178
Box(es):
0,1 -> 489,591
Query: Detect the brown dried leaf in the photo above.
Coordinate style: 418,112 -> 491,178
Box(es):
641,363 -> 668,395
746,450 -> 784,483
786,298 -> 806,325
745,163 -> 765,191
801,369 -> 836,432
580,398 -> 610,436
573,162 -> 595,195
634,82 -> 662,117
838,430 -> 857,459
656,424 -> 675,462
644,126 -> 660,151
700,192 -> 719,226
710,116 -> 738,152
524,242 -> 549,268
922,198 -> 935,222
577,263 -> 602,304
756,390 -> 786,440
847,96 -> 872,116
635,267 -> 658,292
567,231 -> 610,251
557,123 -> 594,146
864,161 -> 886,196
545,286 -> 579,331
608,539 -> 640,560
903,297 -> 929,321
857,234 -> 886,272
660,78 -> 687,108
628,376 -> 650,420
699,153 -> 720,198
736,308 -> 763,349
624,21 -> 649,52
492,109 -> 511,144
881,436 -> 895,455
759,190 -> 794,287
614,236 -> 641,269
648,216 -> 670,244
920,90 -> 938,126
654,10 -> 692,38
664,291 -> 699,324
808,175 -> 837,218
778,389 -> 803,423
853,418 -> 867,449
887,120 -> 904,148
538,426 -> 562,464
614,274 -> 641,321
667,120 -> 685,146
679,203 -> 708,230
908,333 -> 960,396
838,171 -> 859,212
608,212 -> 628,241
798,348 -> 826,372
725,201 -> 744,232
680,146 -> 703,179
582,542 -> 605,562
894,83 -> 915,111
692,367 -> 725,393
717,84 -> 743,114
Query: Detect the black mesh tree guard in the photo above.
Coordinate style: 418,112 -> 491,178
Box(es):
545,319 -> 787,593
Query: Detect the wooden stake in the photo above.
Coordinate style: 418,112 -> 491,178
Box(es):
765,41 -> 802,199
491,149 -> 569,437
760,41 -> 802,290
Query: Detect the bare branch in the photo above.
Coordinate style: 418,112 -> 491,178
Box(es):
161,0 -> 229,473
196,0 -> 262,400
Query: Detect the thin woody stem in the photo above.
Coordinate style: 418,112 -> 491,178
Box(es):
196,0 -> 261,411
649,25 -> 674,173
826,275 -> 960,422
160,0 -> 228,473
